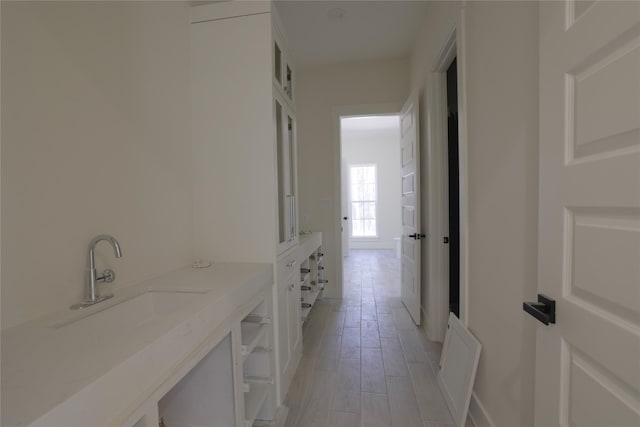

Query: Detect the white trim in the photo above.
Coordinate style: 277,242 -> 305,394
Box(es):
457,6 -> 470,330
425,7 -> 469,342
332,103 -> 403,299
467,392 -> 497,427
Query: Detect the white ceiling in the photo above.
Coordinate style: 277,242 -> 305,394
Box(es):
341,115 -> 399,132
274,1 -> 429,68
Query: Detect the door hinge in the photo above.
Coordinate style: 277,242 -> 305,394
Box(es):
443,237 -> 449,244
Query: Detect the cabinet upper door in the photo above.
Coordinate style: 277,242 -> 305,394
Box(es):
274,91 -> 298,254
272,27 -> 295,107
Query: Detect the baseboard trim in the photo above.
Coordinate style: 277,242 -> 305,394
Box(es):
467,392 -> 496,427
348,243 -> 395,250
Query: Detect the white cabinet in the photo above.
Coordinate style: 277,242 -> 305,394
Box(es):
272,24 -> 295,105
158,333 -> 237,427
274,91 -> 298,254
276,246 -> 302,402
190,1 -> 298,262
239,300 -> 276,426
127,287 -> 276,427
190,0 -> 301,411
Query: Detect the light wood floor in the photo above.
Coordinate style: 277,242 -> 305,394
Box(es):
284,250 -> 454,427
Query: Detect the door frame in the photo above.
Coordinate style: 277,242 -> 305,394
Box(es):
331,102 -> 403,299
426,10 -> 470,341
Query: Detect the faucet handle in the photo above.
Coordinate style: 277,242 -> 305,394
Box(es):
97,269 -> 116,284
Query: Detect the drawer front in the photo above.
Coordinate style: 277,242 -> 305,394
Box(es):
276,245 -> 300,281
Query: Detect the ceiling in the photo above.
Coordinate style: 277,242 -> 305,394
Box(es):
274,1 -> 429,68
341,115 -> 399,132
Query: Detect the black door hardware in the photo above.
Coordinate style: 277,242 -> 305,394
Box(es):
444,237 -> 449,244
523,294 -> 556,325
408,233 -> 426,240
343,216 -> 348,220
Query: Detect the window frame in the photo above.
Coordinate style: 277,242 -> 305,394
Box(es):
349,163 -> 378,239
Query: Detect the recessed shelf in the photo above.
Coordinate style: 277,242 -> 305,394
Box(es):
244,383 -> 270,427
245,375 -> 274,385
243,314 -> 271,324
241,322 -> 268,357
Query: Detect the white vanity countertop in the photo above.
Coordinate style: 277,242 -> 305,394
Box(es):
1,262 -> 273,427
298,231 -> 322,259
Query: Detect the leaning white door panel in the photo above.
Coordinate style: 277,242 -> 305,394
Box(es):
400,93 -> 421,325
535,1 -> 640,425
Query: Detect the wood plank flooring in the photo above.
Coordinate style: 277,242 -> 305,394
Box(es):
283,250 -> 454,427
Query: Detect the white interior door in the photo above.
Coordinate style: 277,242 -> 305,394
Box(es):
400,94 -> 421,325
534,2 -> 640,425
341,158 -> 350,257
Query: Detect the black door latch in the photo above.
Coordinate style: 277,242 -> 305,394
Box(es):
523,294 -> 556,325
408,233 -> 426,240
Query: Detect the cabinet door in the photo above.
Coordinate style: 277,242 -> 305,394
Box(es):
276,279 -> 290,384
272,28 -> 294,106
274,92 -> 298,254
288,274 -> 301,357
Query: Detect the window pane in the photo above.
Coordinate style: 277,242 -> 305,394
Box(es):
363,220 -> 376,236
364,202 -> 376,219
364,183 -> 376,201
349,164 -> 377,237
352,220 -> 364,237
352,202 -> 363,220
364,166 -> 375,183
351,167 -> 362,184
351,184 -> 363,201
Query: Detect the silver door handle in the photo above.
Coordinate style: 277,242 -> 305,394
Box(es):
291,194 -> 296,239
287,194 -> 295,241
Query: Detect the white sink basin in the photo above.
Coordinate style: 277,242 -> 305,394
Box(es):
51,290 -> 208,330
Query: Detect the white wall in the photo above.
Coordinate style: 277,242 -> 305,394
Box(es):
342,125 -> 401,250
296,58 -> 409,298
410,2 -> 538,426
1,2 -> 194,329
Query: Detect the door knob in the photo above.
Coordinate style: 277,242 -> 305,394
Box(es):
523,294 -> 556,325
408,233 -> 425,240
343,216 -> 348,220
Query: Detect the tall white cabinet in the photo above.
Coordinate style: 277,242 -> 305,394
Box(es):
190,0 -> 302,410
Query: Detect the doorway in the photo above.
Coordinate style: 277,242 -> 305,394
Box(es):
334,108 -> 403,301
446,58 -> 460,318
340,114 -> 402,302
424,19 -> 469,341
340,115 -> 402,280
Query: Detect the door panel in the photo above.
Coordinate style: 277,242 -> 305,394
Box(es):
400,93 -> 421,325
535,1 -> 640,425
341,158 -> 350,257
277,280 -> 290,378
288,275 -> 301,357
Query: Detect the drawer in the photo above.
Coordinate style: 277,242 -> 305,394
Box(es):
276,244 -> 300,280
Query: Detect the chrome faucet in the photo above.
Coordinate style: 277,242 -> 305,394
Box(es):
71,235 -> 123,310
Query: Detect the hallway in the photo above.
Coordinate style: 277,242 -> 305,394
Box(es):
284,250 -> 454,427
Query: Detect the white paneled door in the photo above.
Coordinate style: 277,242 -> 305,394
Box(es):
400,94 -> 421,325
535,1 -> 640,425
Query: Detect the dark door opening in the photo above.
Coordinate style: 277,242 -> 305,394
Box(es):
446,58 -> 460,318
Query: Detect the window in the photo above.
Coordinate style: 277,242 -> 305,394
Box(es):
350,164 -> 377,237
